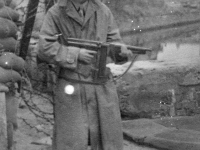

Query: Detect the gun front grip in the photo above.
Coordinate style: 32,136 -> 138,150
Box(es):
109,44 -> 128,64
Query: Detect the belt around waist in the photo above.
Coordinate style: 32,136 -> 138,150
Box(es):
58,75 -> 107,85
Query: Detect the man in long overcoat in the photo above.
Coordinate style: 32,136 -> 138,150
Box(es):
38,0 -> 132,149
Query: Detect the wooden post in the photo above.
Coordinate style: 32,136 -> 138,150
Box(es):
19,0 -> 40,60
0,84 -> 9,150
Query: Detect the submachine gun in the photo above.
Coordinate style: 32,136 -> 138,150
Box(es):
66,38 -> 152,83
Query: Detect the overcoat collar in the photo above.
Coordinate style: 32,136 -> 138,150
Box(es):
58,0 -> 100,26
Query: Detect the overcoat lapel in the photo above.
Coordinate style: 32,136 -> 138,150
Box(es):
83,0 -> 99,27
65,1 -> 83,25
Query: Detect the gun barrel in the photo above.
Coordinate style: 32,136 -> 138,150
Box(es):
127,45 -> 152,54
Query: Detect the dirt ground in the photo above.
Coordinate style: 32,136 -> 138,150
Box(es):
12,92 -> 52,150
13,92 -> 157,150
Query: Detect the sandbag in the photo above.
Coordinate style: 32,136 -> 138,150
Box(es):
0,0 -> 4,8
0,37 -> 18,52
4,0 -> 12,6
0,52 -> 25,72
7,0 -> 17,9
0,17 -> 18,38
0,42 -> 3,51
0,6 -> 20,21
0,66 -> 21,83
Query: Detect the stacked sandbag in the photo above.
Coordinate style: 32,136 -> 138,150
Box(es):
6,0 -> 17,9
0,0 -> 4,8
0,0 -> 25,84
0,52 -> 25,83
0,6 -> 19,21
0,0 -> 19,52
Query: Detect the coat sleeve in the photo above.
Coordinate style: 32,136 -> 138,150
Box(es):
106,9 -> 122,43
37,10 -> 80,70
106,9 -> 128,63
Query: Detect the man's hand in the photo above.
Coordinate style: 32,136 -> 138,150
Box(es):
78,48 -> 97,64
119,44 -> 133,58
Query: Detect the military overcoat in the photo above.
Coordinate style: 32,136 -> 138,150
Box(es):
38,0 -> 123,150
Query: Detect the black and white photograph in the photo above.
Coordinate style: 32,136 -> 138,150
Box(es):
0,0 -> 200,150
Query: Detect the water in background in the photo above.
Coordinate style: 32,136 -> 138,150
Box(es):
157,43 -> 200,63
126,23 -> 200,64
